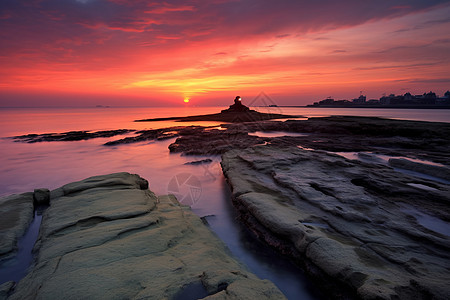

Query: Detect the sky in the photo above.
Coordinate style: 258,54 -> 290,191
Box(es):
0,0 -> 449,107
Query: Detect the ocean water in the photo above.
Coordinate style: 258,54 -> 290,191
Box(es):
0,106 -> 449,298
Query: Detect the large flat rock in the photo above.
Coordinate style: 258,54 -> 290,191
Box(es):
221,146 -> 450,299
168,116 -> 450,164
6,172 -> 285,300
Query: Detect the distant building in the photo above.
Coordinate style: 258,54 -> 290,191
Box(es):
445,90 -> 450,99
352,95 -> 366,104
404,92 -> 413,101
437,90 -> 450,105
309,90 -> 449,107
320,98 -> 335,105
423,91 -> 437,99
379,94 -> 394,105
332,100 -> 351,106
421,91 -> 437,105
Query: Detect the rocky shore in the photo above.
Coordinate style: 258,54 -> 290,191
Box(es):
7,115 -> 450,299
0,173 -> 285,299
13,129 -> 134,143
168,116 -> 450,163
14,116 -> 450,166
221,146 -> 450,299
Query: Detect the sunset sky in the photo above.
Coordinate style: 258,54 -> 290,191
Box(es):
1,0 -> 449,107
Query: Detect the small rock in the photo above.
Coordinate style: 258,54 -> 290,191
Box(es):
33,189 -> 50,205
184,159 -> 213,165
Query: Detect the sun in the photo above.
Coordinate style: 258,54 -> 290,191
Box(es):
183,97 -> 190,103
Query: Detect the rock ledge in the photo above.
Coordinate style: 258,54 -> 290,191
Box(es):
221,146 -> 450,299
3,172 -> 285,300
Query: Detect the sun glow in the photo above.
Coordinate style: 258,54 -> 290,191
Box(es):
183,97 -> 190,103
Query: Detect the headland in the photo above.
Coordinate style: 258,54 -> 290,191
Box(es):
135,96 -> 300,123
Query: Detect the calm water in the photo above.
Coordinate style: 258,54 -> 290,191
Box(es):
0,106 -> 449,298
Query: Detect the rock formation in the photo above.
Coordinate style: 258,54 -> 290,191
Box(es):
0,194 -> 34,262
135,97 -> 298,123
1,173 -> 285,300
7,115 -> 450,299
220,96 -> 250,113
221,146 -> 450,299
12,129 -> 134,143
15,116 -> 450,165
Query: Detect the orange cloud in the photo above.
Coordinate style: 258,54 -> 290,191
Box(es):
1,1 -> 449,107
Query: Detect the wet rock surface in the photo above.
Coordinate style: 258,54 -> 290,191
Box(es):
388,158 -> 450,181
5,116 -> 450,299
165,116 -> 450,162
0,193 -> 34,262
104,126 -> 205,146
275,116 -> 450,165
0,281 -> 14,300
169,127 -> 264,155
184,158 -> 213,165
15,116 -> 450,167
12,129 -> 135,143
221,146 -> 450,299
6,173 -> 285,300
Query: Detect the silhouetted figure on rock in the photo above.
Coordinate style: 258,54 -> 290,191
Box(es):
135,94 -> 296,123
222,96 -> 250,113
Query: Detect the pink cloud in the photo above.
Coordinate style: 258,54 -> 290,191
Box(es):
1,0 -> 450,106
145,4 -> 196,14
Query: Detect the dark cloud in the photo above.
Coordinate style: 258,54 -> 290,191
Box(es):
393,16 -> 450,33
205,0 -> 449,36
420,16 -> 450,26
434,38 -> 450,44
1,0 -> 448,45
374,45 -> 428,54
1,0 -> 449,95
353,63 -> 437,71
276,34 -> 291,39
407,78 -> 450,84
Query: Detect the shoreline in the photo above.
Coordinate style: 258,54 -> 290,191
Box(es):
2,115 -> 449,299
304,105 -> 450,109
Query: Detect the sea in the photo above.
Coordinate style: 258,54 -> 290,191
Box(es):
0,106 -> 449,299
